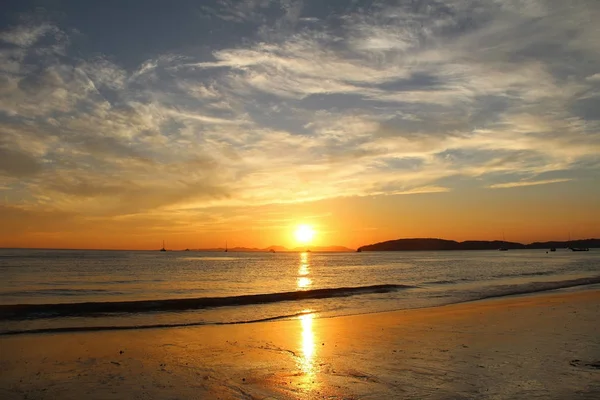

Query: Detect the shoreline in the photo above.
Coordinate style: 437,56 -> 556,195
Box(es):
1,288 -> 599,399
2,279 -> 600,337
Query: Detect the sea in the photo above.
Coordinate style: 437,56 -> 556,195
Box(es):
1,249 -> 599,336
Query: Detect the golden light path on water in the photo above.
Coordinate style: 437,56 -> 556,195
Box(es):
297,252 -> 312,289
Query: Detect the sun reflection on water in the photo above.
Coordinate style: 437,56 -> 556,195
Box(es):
297,252 -> 312,290
297,276 -> 312,289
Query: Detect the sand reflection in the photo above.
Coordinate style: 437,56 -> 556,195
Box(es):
298,312 -> 316,378
297,252 -> 312,290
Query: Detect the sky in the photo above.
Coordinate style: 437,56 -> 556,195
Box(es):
0,0 -> 599,250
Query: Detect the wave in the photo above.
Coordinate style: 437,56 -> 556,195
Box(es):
0,251 -> 128,260
5,288 -> 118,297
36,279 -> 163,286
180,256 -> 242,261
0,284 -> 412,321
425,278 -> 471,285
2,277 -> 599,336
490,270 -> 557,279
0,310 -> 314,336
427,271 -> 566,285
514,270 -> 556,278
466,275 -> 600,302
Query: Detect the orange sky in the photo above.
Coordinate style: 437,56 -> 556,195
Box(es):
2,180 -> 599,250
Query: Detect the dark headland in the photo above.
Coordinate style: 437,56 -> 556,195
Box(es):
357,238 -> 600,252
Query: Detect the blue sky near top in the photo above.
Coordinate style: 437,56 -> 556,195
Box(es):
0,0 -> 599,247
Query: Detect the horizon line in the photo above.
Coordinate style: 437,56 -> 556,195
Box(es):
2,237 -> 599,252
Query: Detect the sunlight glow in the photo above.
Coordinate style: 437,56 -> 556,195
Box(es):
295,224 -> 315,244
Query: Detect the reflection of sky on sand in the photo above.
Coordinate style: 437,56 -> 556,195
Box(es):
297,252 -> 312,290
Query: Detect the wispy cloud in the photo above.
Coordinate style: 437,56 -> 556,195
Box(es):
0,23 -> 57,47
488,179 -> 572,189
586,73 -> 600,82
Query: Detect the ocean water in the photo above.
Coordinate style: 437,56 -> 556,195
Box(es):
1,249 -> 599,335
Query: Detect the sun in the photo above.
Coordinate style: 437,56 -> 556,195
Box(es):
295,224 -> 315,244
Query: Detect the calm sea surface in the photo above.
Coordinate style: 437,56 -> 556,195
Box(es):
1,249 -> 599,335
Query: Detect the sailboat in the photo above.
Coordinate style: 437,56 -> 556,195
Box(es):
224,241 -> 228,253
160,240 -> 166,252
499,233 -> 508,251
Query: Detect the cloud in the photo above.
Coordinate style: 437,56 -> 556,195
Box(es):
387,186 -> 451,196
488,179 -> 572,189
0,147 -> 43,177
0,23 -> 56,47
0,0 -> 599,227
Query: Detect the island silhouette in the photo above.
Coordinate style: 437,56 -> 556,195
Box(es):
356,238 -> 599,252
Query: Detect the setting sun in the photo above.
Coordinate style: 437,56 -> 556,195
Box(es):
295,225 -> 315,244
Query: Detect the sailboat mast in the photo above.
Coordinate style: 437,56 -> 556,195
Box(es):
499,230 -> 508,251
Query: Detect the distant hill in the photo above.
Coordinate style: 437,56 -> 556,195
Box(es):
357,238 -> 600,252
291,245 -> 355,252
265,245 -> 287,252
190,245 -> 354,252
526,239 -> 599,249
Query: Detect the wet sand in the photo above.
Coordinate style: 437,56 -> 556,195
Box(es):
1,289 -> 599,399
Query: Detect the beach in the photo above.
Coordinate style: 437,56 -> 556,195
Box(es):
1,288 -> 599,399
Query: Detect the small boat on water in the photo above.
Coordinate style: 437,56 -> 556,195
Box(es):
160,240 -> 166,252
550,247 -> 556,252
567,233 -> 589,251
569,247 -> 589,252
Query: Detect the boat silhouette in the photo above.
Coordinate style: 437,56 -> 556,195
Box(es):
499,233 -> 508,251
570,247 -> 589,252
567,233 -> 589,251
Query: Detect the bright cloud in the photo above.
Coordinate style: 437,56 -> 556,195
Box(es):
488,179 -> 573,189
